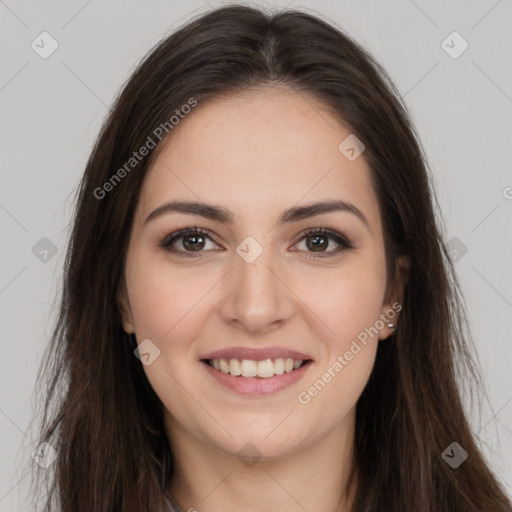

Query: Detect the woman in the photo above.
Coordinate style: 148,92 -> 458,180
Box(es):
27,4 -> 512,511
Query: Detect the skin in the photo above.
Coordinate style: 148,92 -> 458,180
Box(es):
118,85 -> 404,512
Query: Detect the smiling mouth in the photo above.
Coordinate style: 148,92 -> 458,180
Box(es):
203,358 -> 312,378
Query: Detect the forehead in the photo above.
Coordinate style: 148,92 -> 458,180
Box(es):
136,86 -> 381,232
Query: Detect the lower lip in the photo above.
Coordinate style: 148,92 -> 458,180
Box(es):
201,360 -> 313,395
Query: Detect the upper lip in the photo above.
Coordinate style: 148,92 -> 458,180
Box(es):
201,346 -> 313,361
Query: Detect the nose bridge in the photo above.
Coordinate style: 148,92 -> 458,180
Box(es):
220,236 -> 292,331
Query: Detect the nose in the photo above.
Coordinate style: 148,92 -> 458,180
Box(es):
219,243 -> 295,334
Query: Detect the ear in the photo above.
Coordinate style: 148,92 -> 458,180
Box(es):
116,278 -> 135,334
378,255 -> 409,340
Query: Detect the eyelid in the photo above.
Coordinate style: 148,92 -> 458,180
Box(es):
159,225 -> 353,257
300,227 -> 352,247
159,225 -> 220,252
295,226 -> 353,259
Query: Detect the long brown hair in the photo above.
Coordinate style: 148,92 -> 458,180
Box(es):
26,5 -> 511,511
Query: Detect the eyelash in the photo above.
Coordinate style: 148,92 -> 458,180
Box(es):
159,224 -> 353,259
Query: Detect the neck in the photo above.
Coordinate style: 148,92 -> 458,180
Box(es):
165,409 -> 358,512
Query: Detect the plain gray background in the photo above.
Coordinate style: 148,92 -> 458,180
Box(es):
1,0 -> 511,509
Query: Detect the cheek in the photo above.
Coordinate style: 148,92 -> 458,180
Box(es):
297,340 -> 377,431
125,253 -> 212,341
292,255 -> 385,410
125,256 -> 212,417
296,257 -> 387,346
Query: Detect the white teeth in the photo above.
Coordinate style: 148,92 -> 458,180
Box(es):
208,357 -> 305,377
229,358 -> 241,376
257,359 -> 275,378
219,359 -> 230,374
240,359 -> 258,377
284,358 -> 294,373
274,358 -> 285,375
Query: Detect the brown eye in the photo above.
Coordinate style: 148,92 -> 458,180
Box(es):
296,227 -> 353,258
181,232 -> 206,251
160,227 -> 220,256
305,233 -> 329,251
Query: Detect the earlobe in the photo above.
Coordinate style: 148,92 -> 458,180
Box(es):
378,314 -> 398,340
378,303 -> 401,340
379,255 -> 409,340
116,281 -> 135,334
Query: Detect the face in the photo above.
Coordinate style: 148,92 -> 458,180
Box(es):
118,85 -> 401,463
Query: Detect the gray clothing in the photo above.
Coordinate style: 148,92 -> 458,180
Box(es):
166,494 -> 185,512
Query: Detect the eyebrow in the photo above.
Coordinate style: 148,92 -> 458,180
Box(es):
144,199 -> 372,233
